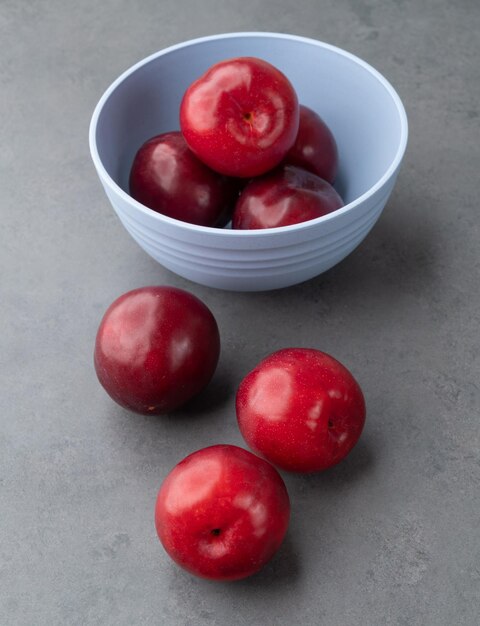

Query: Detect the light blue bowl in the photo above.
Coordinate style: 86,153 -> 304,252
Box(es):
89,32 -> 408,291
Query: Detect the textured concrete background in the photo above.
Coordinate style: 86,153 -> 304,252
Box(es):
1,1 -> 479,624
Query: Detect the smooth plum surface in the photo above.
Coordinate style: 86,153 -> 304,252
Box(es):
232,165 -> 344,229
284,104 -> 339,184
129,131 -> 238,226
180,57 -> 299,178
94,286 -> 220,414
155,445 -> 290,580
236,348 -> 366,472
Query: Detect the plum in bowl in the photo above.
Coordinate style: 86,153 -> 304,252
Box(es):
89,32 -> 408,291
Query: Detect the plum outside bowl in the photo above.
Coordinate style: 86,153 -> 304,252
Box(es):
89,32 -> 408,291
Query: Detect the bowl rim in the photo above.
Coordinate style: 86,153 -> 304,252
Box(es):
89,31 -> 408,237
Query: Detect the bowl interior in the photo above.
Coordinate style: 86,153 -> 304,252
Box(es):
94,34 -> 405,210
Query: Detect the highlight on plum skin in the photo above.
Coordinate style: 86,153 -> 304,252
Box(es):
155,444 -> 291,581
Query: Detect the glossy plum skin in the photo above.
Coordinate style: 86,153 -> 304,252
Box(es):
129,132 -> 238,227
180,57 -> 299,178
284,105 -> 339,184
232,165 -> 344,229
236,348 -> 366,473
155,445 -> 290,581
94,286 -> 220,414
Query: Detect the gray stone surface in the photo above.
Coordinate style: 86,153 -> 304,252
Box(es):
1,0 -> 479,624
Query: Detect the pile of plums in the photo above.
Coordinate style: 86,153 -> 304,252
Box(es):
129,57 -> 343,229
95,287 -> 365,581
95,58 -> 364,582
